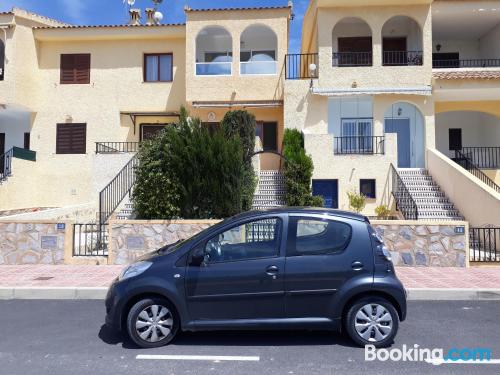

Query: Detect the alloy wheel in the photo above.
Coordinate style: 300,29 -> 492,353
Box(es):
354,303 -> 393,342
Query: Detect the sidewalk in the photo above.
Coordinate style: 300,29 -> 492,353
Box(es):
0,265 -> 499,300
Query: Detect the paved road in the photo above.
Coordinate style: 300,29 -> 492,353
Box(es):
0,300 -> 499,375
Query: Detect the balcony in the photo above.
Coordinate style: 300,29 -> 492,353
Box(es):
195,26 -> 233,76
334,136 -> 385,155
95,142 -> 140,154
433,59 -> 500,69
195,61 -> 232,76
332,52 -> 372,67
240,25 -> 278,76
285,53 -> 318,80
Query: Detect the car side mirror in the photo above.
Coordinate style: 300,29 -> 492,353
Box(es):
189,247 -> 206,267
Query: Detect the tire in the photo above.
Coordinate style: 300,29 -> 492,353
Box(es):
345,296 -> 399,348
126,297 -> 179,348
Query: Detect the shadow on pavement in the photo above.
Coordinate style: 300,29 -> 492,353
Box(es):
98,323 -> 358,349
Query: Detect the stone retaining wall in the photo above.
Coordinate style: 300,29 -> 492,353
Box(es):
109,220 -> 220,265
371,220 -> 468,267
0,222 -> 69,265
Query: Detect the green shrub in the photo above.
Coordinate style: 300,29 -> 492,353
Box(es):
347,191 -> 366,213
375,204 -> 391,219
132,107 -> 246,219
282,129 -> 323,207
220,110 -> 257,211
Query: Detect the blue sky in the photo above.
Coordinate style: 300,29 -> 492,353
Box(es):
1,0 -> 308,52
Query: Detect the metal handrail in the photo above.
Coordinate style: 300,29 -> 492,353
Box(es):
334,136 -> 385,155
433,59 -> 500,69
454,150 -> 500,193
390,164 -> 419,220
332,52 -> 373,67
285,53 -> 319,80
96,142 -> 140,154
0,148 -> 13,182
461,147 -> 500,169
99,154 -> 139,225
383,50 -> 423,66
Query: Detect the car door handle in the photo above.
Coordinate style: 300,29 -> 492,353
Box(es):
266,265 -> 279,276
351,261 -> 364,270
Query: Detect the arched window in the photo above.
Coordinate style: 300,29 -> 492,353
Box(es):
382,16 -> 423,66
384,102 -> 425,168
195,26 -> 232,76
240,24 -> 277,75
332,17 -> 372,67
0,40 -> 5,80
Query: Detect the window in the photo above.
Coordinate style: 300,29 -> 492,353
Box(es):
140,124 -> 167,141
24,133 -> 30,150
449,128 -> 462,151
203,218 -> 281,263
144,53 -> 173,82
340,118 -> 373,153
60,54 -> 90,84
287,217 -> 351,256
360,179 -> 376,199
256,122 -> 278,151
201,122 -> 219,135
56,123 -> 86,154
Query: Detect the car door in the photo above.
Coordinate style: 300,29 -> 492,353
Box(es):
185,215 -> 286,321
284,214 -> 373,319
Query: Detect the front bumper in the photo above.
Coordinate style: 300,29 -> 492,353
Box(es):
105,277 -> 123,331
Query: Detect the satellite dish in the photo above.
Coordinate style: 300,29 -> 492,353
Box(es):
154,11 -> 163,24
126,0 -> 135,6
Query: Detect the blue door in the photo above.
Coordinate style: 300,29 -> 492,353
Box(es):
312,180 -> 338,208
385,119 -> 411,168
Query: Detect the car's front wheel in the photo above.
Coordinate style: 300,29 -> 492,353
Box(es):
126,297 -> 178,348
345,297 -> 399,348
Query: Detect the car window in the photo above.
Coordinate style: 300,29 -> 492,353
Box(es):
288,217 -> 352,256
203,218 -> 282,263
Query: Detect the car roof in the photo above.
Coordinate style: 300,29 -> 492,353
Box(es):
231,207 -> 369,222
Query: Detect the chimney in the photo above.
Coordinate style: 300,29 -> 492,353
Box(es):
145,8 -> 156,25
128,8 -> 141,26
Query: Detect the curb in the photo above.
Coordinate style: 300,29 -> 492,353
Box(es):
1,287 -> 500,301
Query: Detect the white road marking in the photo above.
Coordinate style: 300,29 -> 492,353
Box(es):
428,358 -> 500,365
136,354 -> 260,362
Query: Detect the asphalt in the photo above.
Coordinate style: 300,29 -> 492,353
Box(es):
0,300 -> 499,375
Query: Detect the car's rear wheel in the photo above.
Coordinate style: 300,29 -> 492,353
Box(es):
345,297 -> 399,348
126,297 -> 178,348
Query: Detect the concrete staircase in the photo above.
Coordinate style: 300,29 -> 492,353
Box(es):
115,195 -> 135,220
398,168 -> 464,221
252,170 -> 286,210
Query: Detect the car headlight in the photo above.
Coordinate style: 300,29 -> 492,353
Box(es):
119,261 -> 152,281
381,245 -> 392,262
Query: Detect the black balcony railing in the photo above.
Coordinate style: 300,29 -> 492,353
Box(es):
332,52 -> 373,67
383,51 -> 423,66
96,142 -> 140,154
390,164 -> 419,220
454,150 -> 500,193
285,53 -> 319,80
470,227 -> 500,262
334,136 -> 385,155
433,59 -> 500,69
0,148 -> 13,182
461,147 -> 500,169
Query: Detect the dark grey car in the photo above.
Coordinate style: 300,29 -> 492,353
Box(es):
105,208 -> 407,348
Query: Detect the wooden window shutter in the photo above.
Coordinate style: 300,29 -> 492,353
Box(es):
60,54 -> 90,84
56,123 -> 87,154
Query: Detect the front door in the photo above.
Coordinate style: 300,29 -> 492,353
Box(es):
385,119 -> 411,168
185,216 -> 286,321
312,180 -> 338,209
0,133 -> 5,172
383,37 -> 407,65
284,215 -> 374,318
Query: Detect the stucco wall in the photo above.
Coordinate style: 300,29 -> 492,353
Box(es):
427,148 -> 500,227
185,8 -> 289,103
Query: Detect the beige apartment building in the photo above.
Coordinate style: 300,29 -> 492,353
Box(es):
0,1 -> 499,231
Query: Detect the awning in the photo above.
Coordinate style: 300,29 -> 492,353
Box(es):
120,111 -> 180,134
310,86 -> 432,96
191,100 -> 283,108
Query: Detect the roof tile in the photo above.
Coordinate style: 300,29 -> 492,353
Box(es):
433,70 -> 500,80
